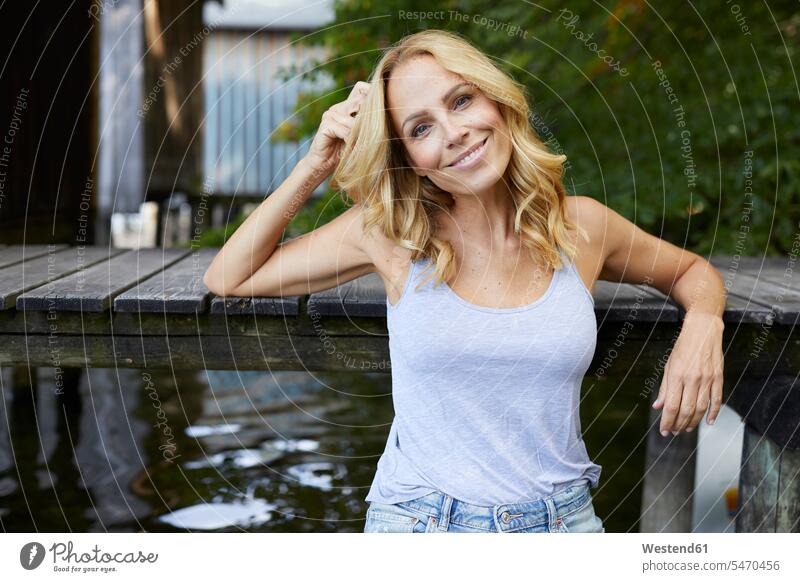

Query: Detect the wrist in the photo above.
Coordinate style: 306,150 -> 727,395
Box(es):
297,154 -> 334,179
292,156 -> 331,194
684,309 -> 724,328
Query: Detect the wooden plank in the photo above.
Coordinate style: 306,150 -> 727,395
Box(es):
209,295 -> 301,316
0,308 -> 385,337
0,317 -> 792,377
0,244 -> 68,268
709,255 -> 799,323
713,271 -> 785,324
594,255 -> 784,324
0,333 -> 389,371
594,281 -> 678,322
307,272 -> 389,317
727,273 -> 800,325
587,263 -> 764,325
0,246 -> 127,309
717,293 -> 774,325
710,255 -> 796,288
114,248 -> 217,313
17,248 -> 191,312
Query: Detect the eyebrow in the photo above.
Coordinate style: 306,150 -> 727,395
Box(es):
401,81 -> 473,134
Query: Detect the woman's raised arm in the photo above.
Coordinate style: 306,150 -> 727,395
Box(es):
202,82 -> 374,297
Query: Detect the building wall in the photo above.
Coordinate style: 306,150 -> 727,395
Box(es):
203,30 -> 331,197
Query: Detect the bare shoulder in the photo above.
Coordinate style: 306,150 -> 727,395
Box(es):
564,195 -> 607,240
562,195 -> 607,293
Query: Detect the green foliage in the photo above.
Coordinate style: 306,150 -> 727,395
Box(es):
190,210 -> 249,248
245,1 -> 800,255
283,189 -> 353,239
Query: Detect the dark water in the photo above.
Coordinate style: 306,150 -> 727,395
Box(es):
0,367 -> 646,532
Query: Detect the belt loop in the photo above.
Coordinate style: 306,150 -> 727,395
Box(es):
544,496 -> 558,532
438,493 -> 453,531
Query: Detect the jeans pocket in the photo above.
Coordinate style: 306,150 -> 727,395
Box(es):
558,496 -> 603,533
364,503 -> 422,533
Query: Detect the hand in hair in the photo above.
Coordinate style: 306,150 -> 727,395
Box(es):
303,81 -> 371,176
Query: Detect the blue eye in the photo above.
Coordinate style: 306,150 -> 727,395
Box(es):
410,94 -> 472,139
412,123 -> 429,138
454,94 -> 471,108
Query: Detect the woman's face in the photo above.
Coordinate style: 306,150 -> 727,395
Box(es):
386,54 -> 512,196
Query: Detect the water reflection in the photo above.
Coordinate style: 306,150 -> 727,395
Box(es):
159,484 -> 278,530
0,366 -> 391,532
0,366 -> 644,532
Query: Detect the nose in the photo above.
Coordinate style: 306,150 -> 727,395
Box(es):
443,118 -> 469,148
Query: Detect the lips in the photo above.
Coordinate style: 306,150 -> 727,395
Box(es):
446,137 -> 488,168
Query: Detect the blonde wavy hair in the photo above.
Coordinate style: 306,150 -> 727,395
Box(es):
330,29 -> 587,290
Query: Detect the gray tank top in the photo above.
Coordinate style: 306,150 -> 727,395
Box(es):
365,247 -> 602,506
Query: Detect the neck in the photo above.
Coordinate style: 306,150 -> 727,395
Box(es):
449,181 -> 518,250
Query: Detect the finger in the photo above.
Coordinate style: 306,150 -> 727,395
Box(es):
345,82 -> 370,107
652,369 -> 668,410
660,374 -> 682,435
329,101 -> 358,119
353,81 -> 371,95
674,376 -> 699,433
346,95 -> 367,118
707,366 -> 724,425
329,110 -> 355,129
688,379 -> 711,431
329,113 -> 356,143
321,117 -> 351,143
323,108 -> 355,132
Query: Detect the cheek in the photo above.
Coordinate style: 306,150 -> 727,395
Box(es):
487,109 -> 507,133
408,143 -> 442,172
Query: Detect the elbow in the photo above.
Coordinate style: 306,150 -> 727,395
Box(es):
202,270 -> 222,296
203,269 -> 237,297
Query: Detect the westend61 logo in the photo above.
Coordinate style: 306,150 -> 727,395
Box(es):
19,541 -> 158,573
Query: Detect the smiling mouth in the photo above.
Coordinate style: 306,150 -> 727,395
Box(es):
446,137 -> 488,168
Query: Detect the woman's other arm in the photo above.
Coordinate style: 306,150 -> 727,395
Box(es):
573,196 -> 726,436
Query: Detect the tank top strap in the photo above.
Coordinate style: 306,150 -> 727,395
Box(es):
559,247 -> 595,306
387,256 -> 425,310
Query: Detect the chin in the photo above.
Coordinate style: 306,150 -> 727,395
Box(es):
443,161 -> 511,195
440,174 -> 506,197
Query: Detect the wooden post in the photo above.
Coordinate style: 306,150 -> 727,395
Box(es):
736,423 -> 800,532
640,387 -> 698,532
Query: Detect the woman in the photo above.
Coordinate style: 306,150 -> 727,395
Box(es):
203,29 -> 726,533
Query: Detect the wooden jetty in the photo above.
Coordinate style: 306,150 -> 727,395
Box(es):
0,244 -> 797,533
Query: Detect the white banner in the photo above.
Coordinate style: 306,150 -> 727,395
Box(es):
1,533 -> 799,581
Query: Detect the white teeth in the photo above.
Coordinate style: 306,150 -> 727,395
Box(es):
451,139 -> 486,167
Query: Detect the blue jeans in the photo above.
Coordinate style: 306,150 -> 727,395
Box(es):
364,481 -> 604,533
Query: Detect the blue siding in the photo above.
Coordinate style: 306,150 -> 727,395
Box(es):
203,30 -> 331,197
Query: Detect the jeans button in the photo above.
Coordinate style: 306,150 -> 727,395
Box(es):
501,511 -> 511,523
